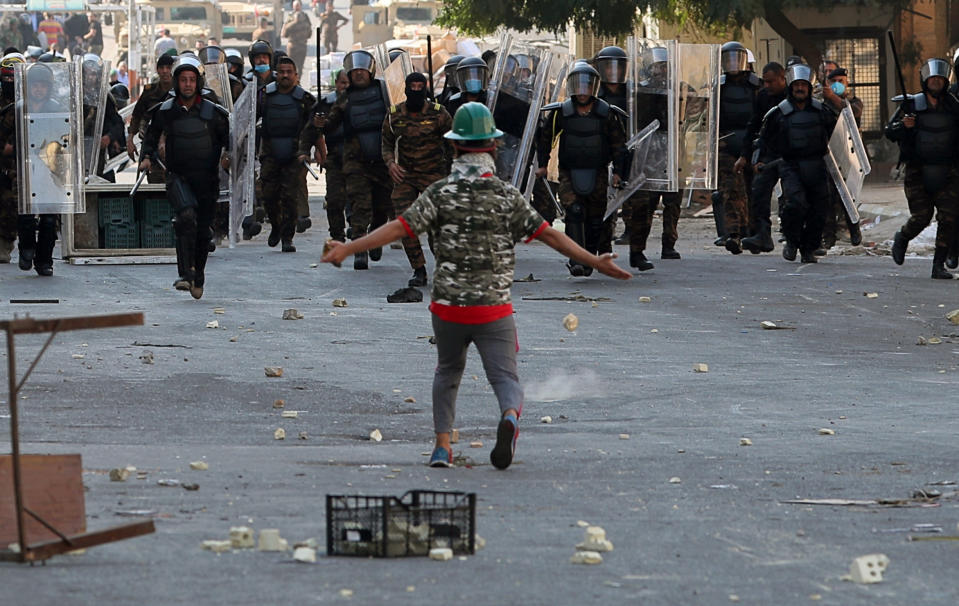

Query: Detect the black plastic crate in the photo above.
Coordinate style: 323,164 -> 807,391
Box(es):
98,197 -> 136,227
326,490 -> 476,557
103,222 -> 139,249
140,198 -> 173,226
140,222 -> 175,248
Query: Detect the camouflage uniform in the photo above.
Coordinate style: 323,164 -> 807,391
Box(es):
629,190 -> 682,254
128,79 -> 172,183
717,141 -> 749,238
822,95 -> 864,248
258,83 -> 316,246
381,100 -> 452,271
313,91 -> 348,241
399,152 -> 547,435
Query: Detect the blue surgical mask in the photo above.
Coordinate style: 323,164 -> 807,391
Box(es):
254,64 -> 270,74
830,81 -> 845,96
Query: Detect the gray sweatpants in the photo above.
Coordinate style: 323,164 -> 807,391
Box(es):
431,314 -> 524,433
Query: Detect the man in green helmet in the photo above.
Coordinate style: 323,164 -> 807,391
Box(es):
322,102 -> 631,470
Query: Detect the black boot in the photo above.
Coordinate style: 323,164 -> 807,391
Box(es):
281,238 -> 296,252
296,216 -> 312,233
267,226 -> 281,247
848,222 -> 862,246
354,251 -> 368,270
742,230 -> 774,254
782,242 -> 797,261
567,260 -> 586,276
932,247 -> 953,279
34,215 -> 57,277
629,251 -> 654,271
800,249 -> 818,264
891,231 -> 908,265
948,239 -> 958,269
173,214 -> 197,290
724,236 -> 742,255
369,246 -> 382,261
191,234 -> 210,299
408,266 -> 427,287
17,215 -> 36,271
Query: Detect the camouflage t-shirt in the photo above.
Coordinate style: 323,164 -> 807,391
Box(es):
400,152 -> 547,310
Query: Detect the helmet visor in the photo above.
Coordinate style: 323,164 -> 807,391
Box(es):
457,65 -> 488,94
596,57 -> 627,84
785,64 -> 813,86
344,51 -> 374,75
199,47 -> 226,65
566,71 -> 599,97
921,59 -> 950,82
721,49 -> 748,73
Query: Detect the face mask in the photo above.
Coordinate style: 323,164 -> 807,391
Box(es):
254,64 -> 270,74
405,87 -> 426,109
830,81 -> 845,96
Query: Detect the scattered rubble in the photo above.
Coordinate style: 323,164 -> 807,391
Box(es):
139,351 -> 154,364
540,416 -> 552,424
332,298 -> 348,308
570,550 -> 603,565
669,477 -> 681,484
281,411 -> 298,419
469,441 -> 483,448
205,320 -> 219,329
369,429 -> 383,442
576,526 -> 614,552
404,396 -> 416,403
818,428 -> 835,436
273,399 -> 285,408
282,309 -> 304,320
109,467 -> 132,482
189,461 -> 208,471
265,367 -> 284,377
842,553 -> 889,584
562,313 -> 579,332
274,428 -> 286,440
947,309 -> 959,325
638,296 -> 651,303
201,540 -> 231,553
293,547 -> 317,563
229,527 -> 254,549
257,529 -> 289,552
693,363 -> 709,373
428,547 -> 453,561
739,438 -> 753,446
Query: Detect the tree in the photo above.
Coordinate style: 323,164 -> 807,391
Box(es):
437,0 -> 903,70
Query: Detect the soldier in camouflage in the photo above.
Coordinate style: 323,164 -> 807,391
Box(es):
127,52 -> 175,183
381,72 -> 453,287
312,69 -> 349,242
321,103 -> 630,470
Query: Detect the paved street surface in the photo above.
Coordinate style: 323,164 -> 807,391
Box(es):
1,179 -> 958,604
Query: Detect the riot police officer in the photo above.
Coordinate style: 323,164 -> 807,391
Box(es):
594,46 -> 632,242
127,52 -> 176,183
225,48 -> 246,101
0,52 -> 22,262
715,41 -> 760,254
140,57 -> 231,299
80,53 -> 124,180
755,63 -> 837,264
256,55 -> 315,252
536,62 -> 627,276
311,69 -> 349,242
443,56 -> 489,116
886,58 -> 959,279
242,39 -> 276,240
305,49 -> 393,270
436,54 -> 463,107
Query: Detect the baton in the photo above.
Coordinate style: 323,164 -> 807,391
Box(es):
540,175 -> 564,219
303,159 -> 320,180
129,169 -> 147,197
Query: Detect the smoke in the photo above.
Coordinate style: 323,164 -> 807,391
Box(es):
524,369 -> 603,403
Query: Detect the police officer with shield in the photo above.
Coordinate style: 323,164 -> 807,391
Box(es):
305,49 -> 393,270
443,56 -> 489,116
0,52 -> 23,263
886,58 -> 959,279
755,63 -> 837,264
594,46 -> 633,242
140,57 -> 231,299
536,62 -> 627,276
436,55 -> 463,107
714,41 -> 760,254
80,53 -> 124,180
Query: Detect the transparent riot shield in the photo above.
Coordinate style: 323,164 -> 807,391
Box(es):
604,119 -> 659,219
205,63 -> 234,112
78,57 -> 110,180
375,44 -> 413,105
676,43 -> 720,190
824,102 -> 870,224
16,61 -> 85,215
633,39 -> 678,192
229,83 -> 257,246
485,33 -> 551,187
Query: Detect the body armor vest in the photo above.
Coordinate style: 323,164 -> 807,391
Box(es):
599,86 -> 628,113
558,98 -> 610,194
163,99 -> 217,173
719,80 -> 754,156
321,90 -> 344,150
345,82 -> 388,161
914,107 -> 958,165
780,100 -> 826,159
262,83 -> 305,162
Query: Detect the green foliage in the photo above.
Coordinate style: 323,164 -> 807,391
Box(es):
436,0 -> 903,38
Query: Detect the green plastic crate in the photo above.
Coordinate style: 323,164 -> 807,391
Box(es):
140,222 -> 175,248
98,197 -> 136,227
103,222 -> 139,249
140,198 -> 173,226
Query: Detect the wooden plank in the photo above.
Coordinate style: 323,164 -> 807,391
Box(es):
0,312 -> 144,335
23,520 -> 156,562
68,254 -> 176,265
0,455 -> 86,545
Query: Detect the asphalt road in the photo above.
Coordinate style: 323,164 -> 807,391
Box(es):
1,186 -> 958,604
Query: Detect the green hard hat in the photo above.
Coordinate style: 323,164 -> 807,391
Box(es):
444,102 -> 503,141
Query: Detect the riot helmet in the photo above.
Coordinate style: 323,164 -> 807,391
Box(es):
25,46 -> 42,62
343,49 -> 376,80
455,56 -> 488,94
920,58 -> 950,91
643,47 -> 668,81
720,41 -> 749,74
248,39 -> 274,68
225,48 -> 244,76
443,54 -> 464,83
0,52 -> 24,99
80,53 -> 105,106
38,51 -> 65,63
110,82 -> 130,109
594,46 -> 627,84
387,48 -> 408,64
566,61 -> 601,100
784,63 -> 813,87
26,62 -> 54,104
173,55 -> 205,97
198,45 -> 227,65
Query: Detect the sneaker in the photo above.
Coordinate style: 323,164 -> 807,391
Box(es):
429,446 -> 453,468
490,414 -> 518,470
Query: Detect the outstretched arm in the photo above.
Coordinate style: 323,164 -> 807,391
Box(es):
321,220 -> 407,265
537,226 -> 631,280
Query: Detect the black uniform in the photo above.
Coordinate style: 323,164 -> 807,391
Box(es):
757,97 -> 838,261
742,87 -> 786,252
141,97 -> 230,293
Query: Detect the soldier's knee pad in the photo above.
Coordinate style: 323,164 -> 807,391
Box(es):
567,202 -> 585,221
